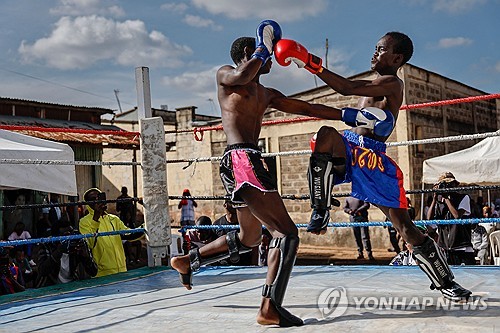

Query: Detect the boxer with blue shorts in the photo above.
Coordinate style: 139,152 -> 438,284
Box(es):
339,130 -> 407,209
276,31 -> 471,302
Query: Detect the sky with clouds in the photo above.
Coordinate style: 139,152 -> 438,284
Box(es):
0,0 -> 498,117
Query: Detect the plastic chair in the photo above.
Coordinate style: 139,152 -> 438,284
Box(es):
490,230 -> 500,266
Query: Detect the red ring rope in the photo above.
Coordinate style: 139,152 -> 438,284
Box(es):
190,93 -> 500,140
2,93 -> 497,141
0,124 -> 140,137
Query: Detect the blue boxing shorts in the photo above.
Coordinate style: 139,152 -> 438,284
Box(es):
337,131 -> 407,209
220,143 -> 278,205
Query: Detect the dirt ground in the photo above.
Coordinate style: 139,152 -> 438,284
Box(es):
297,244 -> 396,265
126,243 -> 397,271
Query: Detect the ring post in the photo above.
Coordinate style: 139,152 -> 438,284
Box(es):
135,66 -> 171,267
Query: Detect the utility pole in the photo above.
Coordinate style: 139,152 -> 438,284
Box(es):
207,98 -> 217,115
114,89 -> 123,114
325,38 -> 329,69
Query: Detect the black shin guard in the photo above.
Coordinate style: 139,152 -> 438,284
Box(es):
413,237 -> 471,302
262,235 -> 303,327
308,153 -> 335,209
413,236 -> 454,288
189,230 -> 251,271
307,153 -> 344,209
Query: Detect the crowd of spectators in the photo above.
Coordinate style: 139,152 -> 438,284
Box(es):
1,176 -> 500,296
1,187 -> 144,296
390,171 -> 499,266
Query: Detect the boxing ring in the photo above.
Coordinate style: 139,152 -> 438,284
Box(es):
0,265 -> 498,332
1,67 -> 500,331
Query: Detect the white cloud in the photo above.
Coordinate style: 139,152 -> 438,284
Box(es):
183,14 -> 222,31
160,2 -> 189,13
19,15 -> 192,70
162,66 -> 218,99
50,0 -> 125,17
191,0 -> 328,22
437,37 -> 473,48
433,0 -> 486,14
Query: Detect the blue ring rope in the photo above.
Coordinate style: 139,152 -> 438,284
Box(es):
178,217 -> 500,232
0,228 -> 145,247
2,217 -> 499,247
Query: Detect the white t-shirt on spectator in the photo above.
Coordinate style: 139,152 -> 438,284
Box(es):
8,230 -> 31,240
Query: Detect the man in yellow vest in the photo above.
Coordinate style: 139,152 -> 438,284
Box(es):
79,188 -> 142,277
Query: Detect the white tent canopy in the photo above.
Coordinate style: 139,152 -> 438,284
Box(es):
0,130 -> 77,195
422,136 -> 500,185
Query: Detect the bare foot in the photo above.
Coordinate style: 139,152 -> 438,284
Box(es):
256,298 -> 280,326
171,256 -> 192,290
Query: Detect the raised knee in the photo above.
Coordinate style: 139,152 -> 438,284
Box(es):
239,234 -> 262,248
316,126 -> 337,140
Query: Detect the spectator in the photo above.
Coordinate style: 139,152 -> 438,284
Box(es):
37,195 -> 51,237
426,172 -> 475,265
483,205 -> 492,218
470,198 -> 482,219
7,222 -> 31,242
5,194 -> 27,235
36,225 -> 98,287
492,198 -> 500,217
481,205 -> 500,235
423,195 -> 432,219
487,200 -> 500,233
0,247 -> 25,295
187,216 -> 217,250
79,188 -> 143,277
116,186 -> 135,228
390,225 -> 438,266
37,209 -> 51,237
212,201 -> 259,266
44,193 -> 66,236
8,222 -> 35,266
471,223 -> 489,265
116,186 -> 141,264
178,189 -> 197,227
343,197 -> 374,260
213,200 -> 239,237
11,247 -> 36,288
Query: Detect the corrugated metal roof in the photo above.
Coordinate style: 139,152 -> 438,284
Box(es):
0,115 -> 139,147
0,115 -> 120,131
0,97 -> 114,114
7,129 -> 139,147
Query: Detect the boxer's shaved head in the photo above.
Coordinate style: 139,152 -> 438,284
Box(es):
384,32 -> 413,65
231,37 -> 255,64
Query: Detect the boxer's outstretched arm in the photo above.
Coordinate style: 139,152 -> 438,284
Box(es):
268,88 -> 342,120
317,69 -> 401,97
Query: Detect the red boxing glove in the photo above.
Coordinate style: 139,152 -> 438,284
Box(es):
274,39 -> 323,74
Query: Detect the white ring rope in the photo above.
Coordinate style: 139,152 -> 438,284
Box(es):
0,130 -> 499,166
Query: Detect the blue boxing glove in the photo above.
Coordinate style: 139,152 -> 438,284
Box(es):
251,20 -> 282,66
341,107 -> 395,137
